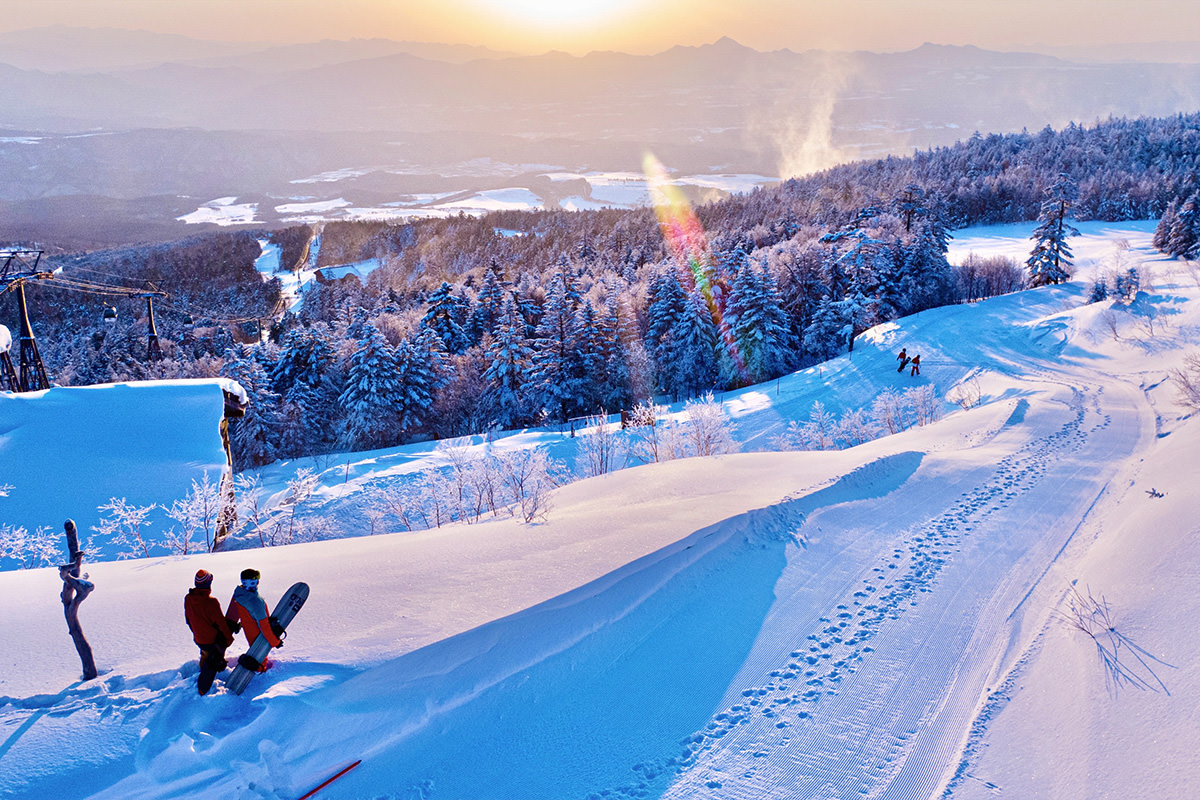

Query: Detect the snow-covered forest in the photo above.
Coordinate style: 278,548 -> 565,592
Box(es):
11,113 -> 1200,474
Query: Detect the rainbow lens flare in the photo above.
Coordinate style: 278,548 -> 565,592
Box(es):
643,152 -> 747,382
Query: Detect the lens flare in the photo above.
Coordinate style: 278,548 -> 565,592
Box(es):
643,152 -> 747,383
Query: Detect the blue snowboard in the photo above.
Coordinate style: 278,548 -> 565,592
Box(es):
225,581 -> 309,696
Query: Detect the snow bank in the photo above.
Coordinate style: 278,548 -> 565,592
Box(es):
0,379 -> 234,561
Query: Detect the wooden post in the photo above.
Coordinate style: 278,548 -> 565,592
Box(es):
59,519 -> 98,681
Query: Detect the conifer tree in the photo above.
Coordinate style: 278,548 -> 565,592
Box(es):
421,282 -> 471,354
1026,175 -> 1080,287
393,337 -> 438,438
531,272 -> 586,422
483,295 -> 533,428
1154,199 -> 1177,253
468,259 -> 508,345
665,289 -> 719,399
1166,192 -> 1200,259
727,262 -> 793,384
647,268 -> 688,366
338,323 -> 401,449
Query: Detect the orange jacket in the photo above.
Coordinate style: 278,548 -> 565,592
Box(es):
184,587 -> 234,648
225,585 -> 283,648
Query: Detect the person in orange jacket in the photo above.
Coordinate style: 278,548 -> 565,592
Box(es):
225,568 -> 282,672
184,569 -> 234,695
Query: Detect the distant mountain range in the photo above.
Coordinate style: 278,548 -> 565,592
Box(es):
2,28 -> 1199,249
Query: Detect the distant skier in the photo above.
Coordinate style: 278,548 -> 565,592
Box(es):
896,347 -> 911,373
184,569 -> 234,695
225,568 -> 283,672
910,354 -> 921,376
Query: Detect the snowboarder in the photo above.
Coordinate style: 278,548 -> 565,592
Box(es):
910,354 -> 921,376
896,348 -> 910,373
225,568 -> 283,672
184,569 -> 234,695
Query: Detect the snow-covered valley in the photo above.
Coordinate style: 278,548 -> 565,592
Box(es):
2,221 -> 1199,799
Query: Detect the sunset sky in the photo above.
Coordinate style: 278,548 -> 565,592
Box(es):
2,0 -> 1196,55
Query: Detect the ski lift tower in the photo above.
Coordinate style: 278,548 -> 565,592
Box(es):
135,289 -> 168,361
0,250 -> 53,392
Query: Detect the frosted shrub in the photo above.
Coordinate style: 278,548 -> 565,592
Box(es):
266,468 -> 320,545
625,401 -> 665,464
797,401 -> 837,450
948,375 -> 982,410
164,471 -> 222,554
438,443 -> 509,523
682,392 -> 738,457
365,483 -> 425,532
94,498 -> 158,559
769,420 -> 805,451
1171,352 -> 1200,411
578,414 -> 623,477
0,508 -> 60,570
441,444 -> 482,523
232,473 -> 272,546
905,385 -> 943,427
494,448 -> 564,523
834,408 -> 881,448
871,388 -> 912,434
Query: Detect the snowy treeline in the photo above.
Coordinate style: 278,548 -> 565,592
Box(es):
13,113 -> 1200,468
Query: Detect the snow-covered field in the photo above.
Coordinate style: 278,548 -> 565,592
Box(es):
2,222 -> 1199,799
175,173 -> 780,227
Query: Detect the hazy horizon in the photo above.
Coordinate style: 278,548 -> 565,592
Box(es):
2,0 -> 1198,57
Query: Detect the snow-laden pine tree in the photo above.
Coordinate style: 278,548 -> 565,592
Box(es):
391,338 -> 434,439
595,286 -> 635,411
468,259 -> 508,345
271,328 -> 335,396
646,267 -> 689,368
1026,175 -> 1080,287
421,282 -> 471,354
664,288 -> 719,400
531,272 -> 586,423
1153,199 -> 1178,253
1166,192 -> 1200,259
338,322 -> 402,450
727,261 -> 793,384
483,295 -> 534,429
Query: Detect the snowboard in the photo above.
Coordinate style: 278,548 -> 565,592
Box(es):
225,581 -> 309,696
897,357 -> 911,372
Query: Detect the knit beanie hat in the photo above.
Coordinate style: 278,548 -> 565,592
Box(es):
240,568 -> 260,582
195,569 -> 214,587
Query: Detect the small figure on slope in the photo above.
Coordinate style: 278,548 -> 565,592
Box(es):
225,568 -> 283,672
910,354 -> 921,376
896,347 -> 910,373
184,569 -> 234,695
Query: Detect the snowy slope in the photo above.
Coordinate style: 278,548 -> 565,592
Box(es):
2,222 -> 1199,800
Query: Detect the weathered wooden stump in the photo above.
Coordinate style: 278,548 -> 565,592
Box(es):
58,519 -> 97,681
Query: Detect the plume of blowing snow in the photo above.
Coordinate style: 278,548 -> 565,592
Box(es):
770,54 -> 855,179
